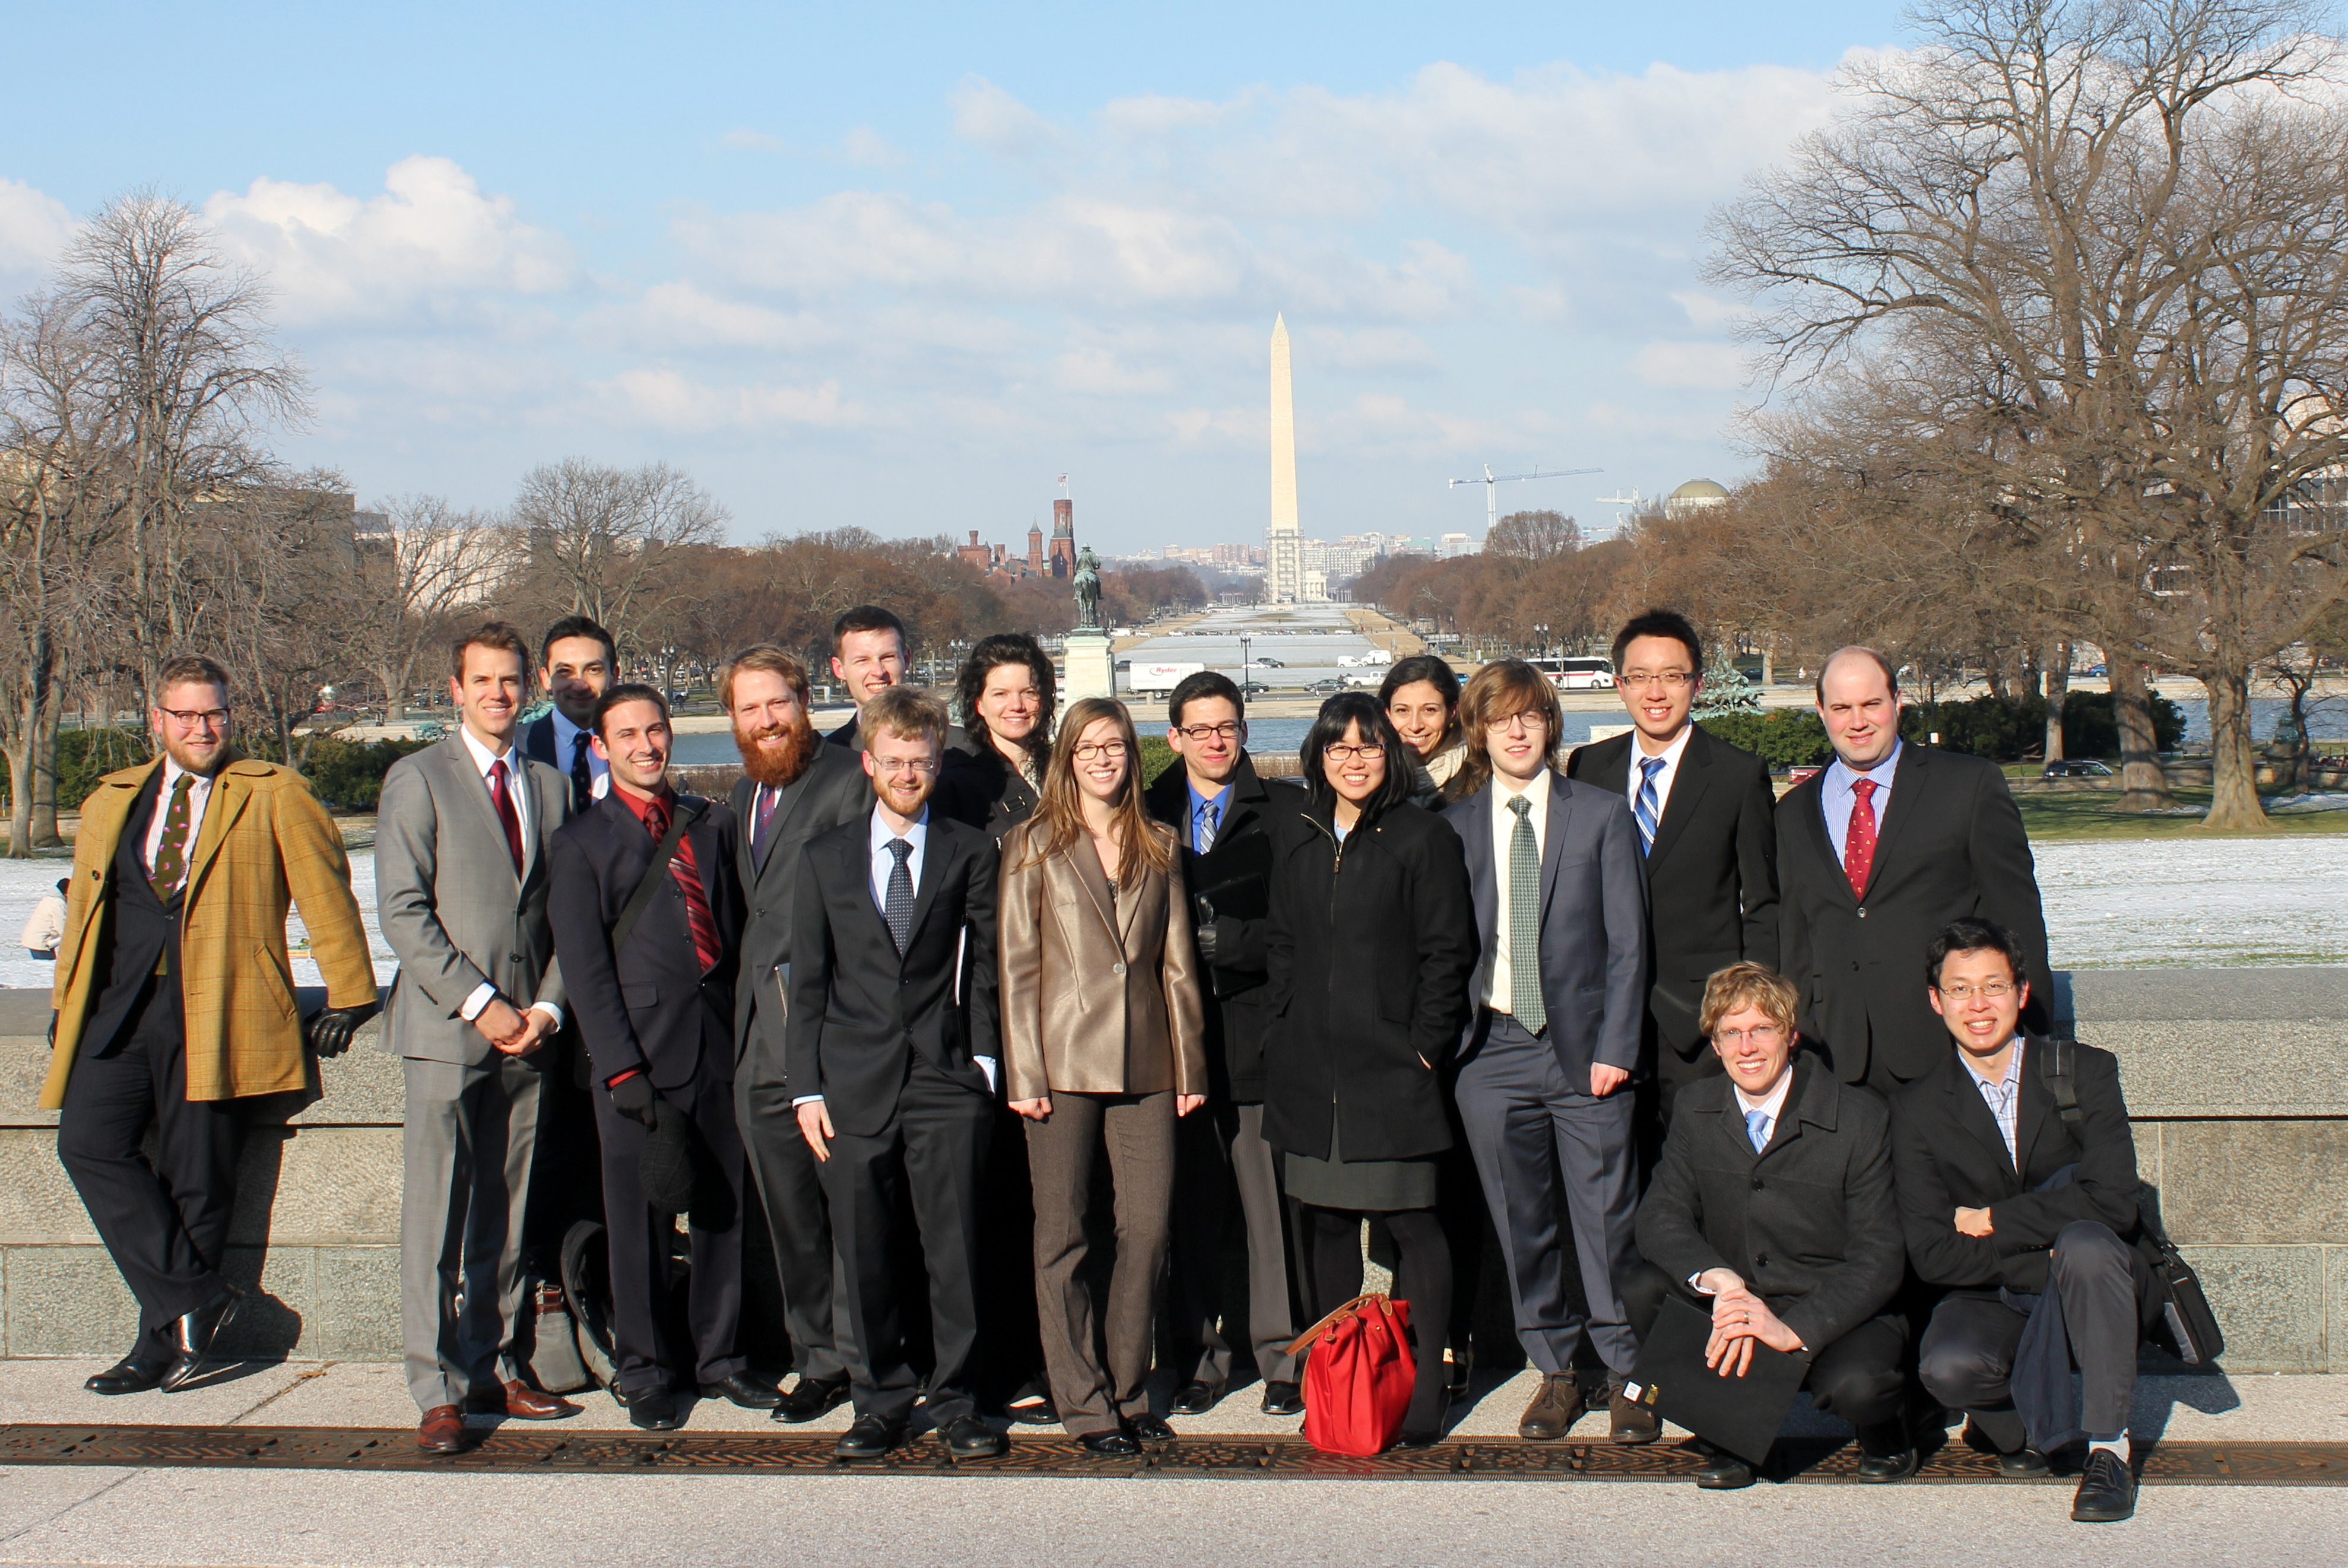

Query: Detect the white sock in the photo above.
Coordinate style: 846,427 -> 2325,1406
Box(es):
2089,1434 -> 2129,1461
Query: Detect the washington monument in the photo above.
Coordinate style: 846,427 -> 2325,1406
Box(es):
1265,314 -> 1303,605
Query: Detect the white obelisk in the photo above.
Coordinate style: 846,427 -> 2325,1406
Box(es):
1266,315 -> 1303,605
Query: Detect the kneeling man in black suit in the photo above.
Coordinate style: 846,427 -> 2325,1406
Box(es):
788,685 -> 1005,1462
1629,962 -> 1913,1489
1893,918 -> 2146,1525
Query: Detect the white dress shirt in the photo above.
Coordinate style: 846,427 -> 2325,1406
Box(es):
455,724 -> 561,1029
1480,766 -> 1553,1015
142,757 -> 218,874
1627,723 -> 1694,826
549,709 -> 610,800
1823,739 -> 1902,865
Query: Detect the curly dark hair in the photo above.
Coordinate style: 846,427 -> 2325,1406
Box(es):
954,633 -> 1055,766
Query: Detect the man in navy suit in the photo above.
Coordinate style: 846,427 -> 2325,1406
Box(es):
1441,659 -> 1652,1445
519,615 -> 616,811
786,686 -> 1005,1462
548,684 -> 772,1430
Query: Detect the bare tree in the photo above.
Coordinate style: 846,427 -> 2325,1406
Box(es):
513,459 -> 728,661
198,480 -> 358,770
1711,0 -> 2348,824
350,494 -> 519,722
1485,509 -> 1582,560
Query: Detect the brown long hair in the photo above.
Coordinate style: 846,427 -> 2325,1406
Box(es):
1017,696 -> 1173,877
1448,658 -> 1564,801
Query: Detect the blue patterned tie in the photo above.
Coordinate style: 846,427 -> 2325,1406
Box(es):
884,839 -> 915,953
1506,794 -> 1546,1034
1746,1108 -> 1771,1153
1195,799 -> 1219,854
1635,756 -> 1665,856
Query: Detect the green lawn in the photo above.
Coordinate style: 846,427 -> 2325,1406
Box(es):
2015,786 -> 2348,842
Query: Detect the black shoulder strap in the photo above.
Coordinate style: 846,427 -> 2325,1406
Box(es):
611,798 -> 702,955
2036,1036 -> 2083,1133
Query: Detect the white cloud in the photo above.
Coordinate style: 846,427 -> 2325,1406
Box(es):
590,368 -> 867,432
1629,339 -> 1749,390
0,176 -> 74,278
203,155 -> 577,324
721,128 -> 786,151
1670,290 -> 1750,329
837,128 -> 904,167
950,77 -> 1066,156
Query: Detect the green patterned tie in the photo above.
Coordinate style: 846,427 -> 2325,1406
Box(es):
149,774 -> 195,904
1506,793 -> 1546,1034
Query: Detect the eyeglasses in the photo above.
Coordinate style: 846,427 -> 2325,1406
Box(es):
1483,712 -> 1551,732
1071,741 -> 1128,761
1714,1023 -> 1785,1046
158,707 -> 231,729
1617,671 -> 1696,690
1322,742 -> 1385,763
872,757 -> 938,775
1175,722 -> 1242,742
1937,981 -> 2016,1002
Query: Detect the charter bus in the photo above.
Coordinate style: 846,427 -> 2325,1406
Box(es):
1525,655 -> 1616,691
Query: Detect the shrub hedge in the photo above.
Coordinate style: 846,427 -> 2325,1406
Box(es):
3,729 -> 434,814
1696,690 -> 2187,769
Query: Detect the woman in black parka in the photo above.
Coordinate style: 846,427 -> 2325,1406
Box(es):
1264,691 -> 1479,1445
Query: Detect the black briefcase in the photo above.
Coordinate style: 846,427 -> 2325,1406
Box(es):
1624,1293 -> 1806,1465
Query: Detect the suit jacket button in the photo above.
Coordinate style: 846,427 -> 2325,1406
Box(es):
1750,1176 -> 1763,1191
1857,907 -> 1867,919
1112,961 -> 1127,977
1754,1253 -> 1769,1269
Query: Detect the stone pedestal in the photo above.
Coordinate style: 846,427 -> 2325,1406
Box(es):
1063,630 -> 1116,703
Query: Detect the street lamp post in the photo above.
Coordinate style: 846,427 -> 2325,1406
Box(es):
1242,634 -> 1252,693
1532,622 -> 1549,659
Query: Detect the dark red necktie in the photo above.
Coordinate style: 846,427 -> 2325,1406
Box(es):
644,798 -> 722,974
487,760 -> 525,874
1844,777 -> 1879,899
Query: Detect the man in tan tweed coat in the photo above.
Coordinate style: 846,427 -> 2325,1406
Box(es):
44,655 -> 376,1396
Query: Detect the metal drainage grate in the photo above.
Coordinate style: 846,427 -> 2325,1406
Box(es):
0,1426 -> 2342,1484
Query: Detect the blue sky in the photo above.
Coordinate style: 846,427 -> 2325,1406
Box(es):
2,1 -> 1907,554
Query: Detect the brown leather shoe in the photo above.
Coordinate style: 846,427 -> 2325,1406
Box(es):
1518,1374 -> 1588,1441
465,1379 -> 581,1420
1607,1382 -> 1661,1443
417,1405 -> 472,1454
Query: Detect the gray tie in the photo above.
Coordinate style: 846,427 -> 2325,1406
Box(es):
1506,794 -> 1546,1034
884,838 -> 915,954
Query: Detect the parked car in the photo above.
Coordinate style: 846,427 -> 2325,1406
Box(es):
1240,681 -> 1273,696
1254,656 -> 1284,668
1305,677 -> 1348,694
2082,664 -> 2108,678
2042,758 -> 2115,779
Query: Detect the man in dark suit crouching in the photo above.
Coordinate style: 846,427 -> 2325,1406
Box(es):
788,686 -> 1005,1463
1629,962 -> 1914,1489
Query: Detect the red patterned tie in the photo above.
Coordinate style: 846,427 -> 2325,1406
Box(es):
1844,777 -> 1879,899
487,760 -> 525,874
645,797 -> 722,974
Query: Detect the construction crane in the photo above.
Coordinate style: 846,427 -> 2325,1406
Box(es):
1592,486 -> 1649,539
1448,464 -> 1601,534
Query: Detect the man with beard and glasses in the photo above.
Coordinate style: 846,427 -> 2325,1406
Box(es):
724,645 -> 875,1422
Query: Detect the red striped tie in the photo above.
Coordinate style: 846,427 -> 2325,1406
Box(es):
645,798 -> 722,974
1844,777 -> 1879,899
487,761 -> 525,874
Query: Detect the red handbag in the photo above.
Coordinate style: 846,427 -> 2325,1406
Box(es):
1287,1293 -> 1416,1456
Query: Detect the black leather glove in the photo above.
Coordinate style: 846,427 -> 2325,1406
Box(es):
47,1011 -> 58,1048
1194,916 -> 1221,967
608,1073 -> 658,1126
303,1003 -> 376,1058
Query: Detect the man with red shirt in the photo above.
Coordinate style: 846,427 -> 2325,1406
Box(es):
548,684 -> 768,1430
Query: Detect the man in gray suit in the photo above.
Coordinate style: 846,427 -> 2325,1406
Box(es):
1440,659 -> 1652,1445
377,623 -> 579,1455
723,645 -> 875,1421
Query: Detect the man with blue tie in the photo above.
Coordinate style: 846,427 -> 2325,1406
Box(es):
1145,672 -> 1302,1418
1567,610 -> 1778,1151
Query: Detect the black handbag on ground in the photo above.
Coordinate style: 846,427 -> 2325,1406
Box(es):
2038,1037 -> 2226,1365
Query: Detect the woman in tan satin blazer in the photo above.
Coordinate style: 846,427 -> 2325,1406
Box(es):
998,697 -> 1206,1453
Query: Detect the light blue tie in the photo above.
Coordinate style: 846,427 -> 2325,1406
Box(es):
1195,800 -> 1220,854
1745,1109 -> 1771,1153
1635,756 -> 1665,856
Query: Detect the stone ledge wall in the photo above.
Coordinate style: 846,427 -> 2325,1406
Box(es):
0,969 -> 2341,1370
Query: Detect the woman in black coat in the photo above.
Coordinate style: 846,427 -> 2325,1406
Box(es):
1264,691 -> 1479,1444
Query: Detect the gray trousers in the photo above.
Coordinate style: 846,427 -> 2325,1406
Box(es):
401,1053 -> 544,1413
738,1066 -> 859,1382
1452,1011 -> 1640,1377
1167,1099 -> 1299,1389
1026,1090 -> 1175,1437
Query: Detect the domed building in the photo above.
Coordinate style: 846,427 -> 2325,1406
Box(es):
1663,478 -> 1731,521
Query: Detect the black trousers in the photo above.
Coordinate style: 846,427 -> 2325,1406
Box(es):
591,1004 -> 747,1394
740,1059 -> 858,1384
1623,1262 -> 1911,1448
56,983 -> 240,1334
1918,1220 -> 2141,1449
821,1057 -> 992,1426
1300,1204 -> 1453,1439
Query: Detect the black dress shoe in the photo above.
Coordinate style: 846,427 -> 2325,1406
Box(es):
157,1290 -> 240,1392
1078,1430 -> 1141,1456
1695,1447 -> 1756,1490
941,1414 -> 1007,1461
698,1372 -> 782,1410
627,1387 -> 683,1431
1856,1447 -> 1921,1483
1260,1380 -> 1304,1417
834,1413 -> 903,1459
85,1342 -> 174,1396
1128,1414 -> 1176,1447
1999,1445 -> 2051,1479
1168,1380 -> 1220,1417
2071,1448 -> 2137,1522
775,1373 -> 852,1423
